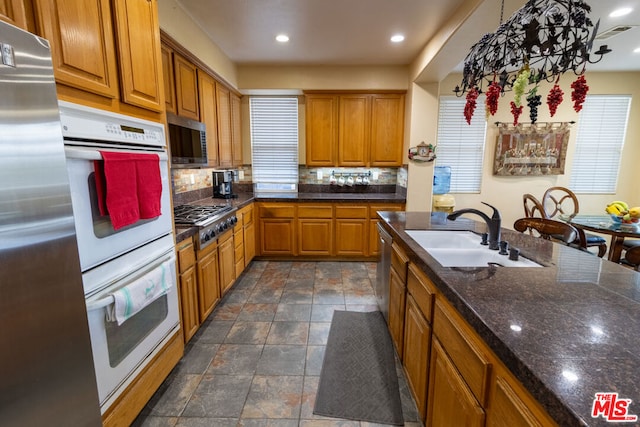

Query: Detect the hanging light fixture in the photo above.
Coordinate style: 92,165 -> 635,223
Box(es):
454,0 -> 611,124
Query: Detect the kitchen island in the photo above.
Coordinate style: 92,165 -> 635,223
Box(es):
379,210 -> 640,427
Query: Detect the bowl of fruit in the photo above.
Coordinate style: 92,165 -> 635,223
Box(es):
605,201 -> 640,228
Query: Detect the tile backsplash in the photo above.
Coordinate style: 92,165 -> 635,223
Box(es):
172,165 -> 406,194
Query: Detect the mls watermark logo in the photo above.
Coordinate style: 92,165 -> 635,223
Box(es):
592,393 -> 638,422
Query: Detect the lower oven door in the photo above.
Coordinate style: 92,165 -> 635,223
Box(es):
64,146 -> 173,272
84,245 -> 179,412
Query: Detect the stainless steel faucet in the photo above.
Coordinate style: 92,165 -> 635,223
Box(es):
447,202 -> 502,250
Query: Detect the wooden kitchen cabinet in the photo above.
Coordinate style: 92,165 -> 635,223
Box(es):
335,205 -> 368,256
404,294 -> 432,419
258,203 -> 296,256
304,91 -> 405,167
230,92 -> 243,167
369,203 -> 405,256
196,241 -> 220,322
198,70 -> 220,167
338,94 -> 369,166
305,94 -> 338,166
216,82 -> 233,167
176,238 -> 199,343
233,216 -> 245,278
0,0 -> 32,30
173,52 -> 199,120
369,94 -> 405,166
35,0 -> 164,118
218,231 -> 235,295
298,204 -> 333,256
402,263 -> 436,420
427,339 -> 485,427
161,44 -> 177,114
242,204 -> 256,266
388,268 -> 406,357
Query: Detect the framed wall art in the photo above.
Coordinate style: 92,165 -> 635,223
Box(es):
493,122 -> 571,176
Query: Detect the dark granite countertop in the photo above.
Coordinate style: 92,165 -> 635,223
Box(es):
174,192 -> 406,243
378,211 -> 640,427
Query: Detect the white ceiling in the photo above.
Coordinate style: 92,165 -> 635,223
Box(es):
175,0 -> 640,73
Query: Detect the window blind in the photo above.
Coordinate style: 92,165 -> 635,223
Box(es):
435,96 -> 487,193
249,97 -> 299,192
569,95 -> 630,194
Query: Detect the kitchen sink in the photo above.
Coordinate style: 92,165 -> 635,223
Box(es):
405,230 -> 541,268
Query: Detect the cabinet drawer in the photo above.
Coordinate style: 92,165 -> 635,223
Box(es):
335,205 -> 368,219
434,299 -> 491,406
242,206 -> 254,225
369,203 -> 404,219
177,238 -> 196,273
407,263 -> 436,323
391,242 -> 409,282
298,205 -> 333,218
234,242 -> 244,260
260,203 -> 295,218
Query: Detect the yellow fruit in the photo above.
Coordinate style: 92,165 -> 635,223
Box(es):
629,207 -> 640,218
611,200 -> 629,211
606,204 -> 621,215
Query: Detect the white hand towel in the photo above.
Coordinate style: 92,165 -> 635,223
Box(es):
107,259 -> 174,325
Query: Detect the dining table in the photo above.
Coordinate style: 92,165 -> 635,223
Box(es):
562,214 -> 640,263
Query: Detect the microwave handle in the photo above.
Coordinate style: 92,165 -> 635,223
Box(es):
85,252 -> 176,312
65,146 -> 168,161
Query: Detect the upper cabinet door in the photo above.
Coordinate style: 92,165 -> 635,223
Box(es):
112,0 -> 163,112
173,53 -> 199,120
338,94 -> 370,167
35,0 -> 119,99
230,92 -> 243,167
305,94 -> 338,166
370,94 -> 405,167
216,82 -> 233,167
161,44 -> 177,114
198,70 -> 219,167
0,0 -> 30,30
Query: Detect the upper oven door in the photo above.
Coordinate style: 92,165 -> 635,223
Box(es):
65,146 -> 173,272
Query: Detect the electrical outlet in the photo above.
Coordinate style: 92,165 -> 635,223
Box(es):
372,171 -> 379,181
190,174 -> 195,184
239,170 -> 245,180
317,170 -> 323,180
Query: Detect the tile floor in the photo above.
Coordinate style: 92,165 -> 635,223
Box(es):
133,260 -> 422,427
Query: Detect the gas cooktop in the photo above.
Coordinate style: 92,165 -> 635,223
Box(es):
173,204 -> 234,226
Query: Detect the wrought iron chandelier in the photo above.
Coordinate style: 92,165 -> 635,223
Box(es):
454,0 -> 610,97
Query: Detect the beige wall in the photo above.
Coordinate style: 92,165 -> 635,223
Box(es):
435,72 -> 640,230
158,0 -> 238,88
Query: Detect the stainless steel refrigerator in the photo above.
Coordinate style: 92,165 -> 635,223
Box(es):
0,21 -> 102,426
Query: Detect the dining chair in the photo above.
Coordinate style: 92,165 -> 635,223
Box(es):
513,217 -> 586,250
541,186 -> 608,257
623,246 -> 640,271
523,193 -> 545,218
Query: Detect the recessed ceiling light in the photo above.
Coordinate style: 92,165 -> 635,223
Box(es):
390,34 -> 405,43
610,7 -> 633,18
275,34 -> 289,43
634,46 -> 640,53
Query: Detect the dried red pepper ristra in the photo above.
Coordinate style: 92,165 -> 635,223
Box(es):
570,75 -> 589,112
547,84 -> 564,117
464,87 -> 479,125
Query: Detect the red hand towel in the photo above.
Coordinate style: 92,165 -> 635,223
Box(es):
98,151 -> 163,230
135,153 -> 162,219
100,151 -> 141,230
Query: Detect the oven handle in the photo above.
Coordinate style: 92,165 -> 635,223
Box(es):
85,252 -> 176,312
65,146 -> 168,161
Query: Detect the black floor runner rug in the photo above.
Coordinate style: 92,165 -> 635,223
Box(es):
313,310 -> 404,425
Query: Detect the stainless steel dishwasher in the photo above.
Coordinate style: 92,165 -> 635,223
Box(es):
376,222 -> 393,321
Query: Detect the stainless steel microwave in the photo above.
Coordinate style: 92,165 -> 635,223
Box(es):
166,112 -> 208,167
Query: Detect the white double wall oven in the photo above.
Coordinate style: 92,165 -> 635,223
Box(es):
60,101 -> 179,413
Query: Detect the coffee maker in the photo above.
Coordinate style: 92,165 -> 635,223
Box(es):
212,170 -> 238,199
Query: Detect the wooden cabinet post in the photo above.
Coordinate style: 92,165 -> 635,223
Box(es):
161,44 -> 177,114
